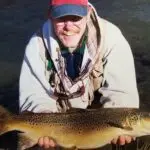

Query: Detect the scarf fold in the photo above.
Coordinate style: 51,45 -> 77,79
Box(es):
42,3 -> 102,97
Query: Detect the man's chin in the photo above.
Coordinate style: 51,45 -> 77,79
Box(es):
61,43 -> 78,52
62,42 -> 78,49
67,47 -> 78,52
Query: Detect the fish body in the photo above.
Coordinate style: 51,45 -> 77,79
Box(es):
1,106 -> 150,149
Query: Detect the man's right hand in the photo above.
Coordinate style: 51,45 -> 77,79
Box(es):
38,136 -> 56,149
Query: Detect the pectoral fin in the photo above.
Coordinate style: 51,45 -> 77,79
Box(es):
107,122 -> 133,131
21,111 -> 35,115
17,132 -> 37,150
66,108 -> 98,113
66,108 -> 88,113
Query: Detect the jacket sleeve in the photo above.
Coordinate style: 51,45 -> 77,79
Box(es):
19,35 -> 58,113
99,21 -> 139,108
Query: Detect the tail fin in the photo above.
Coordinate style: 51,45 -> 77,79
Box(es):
0,106 -> 13,135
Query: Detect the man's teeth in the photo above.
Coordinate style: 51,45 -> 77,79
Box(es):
63,31 -> 76,36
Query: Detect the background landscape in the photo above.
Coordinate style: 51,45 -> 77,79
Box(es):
0,0 -> 150,149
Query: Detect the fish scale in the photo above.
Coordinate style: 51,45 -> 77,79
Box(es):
0,106 -> 150,149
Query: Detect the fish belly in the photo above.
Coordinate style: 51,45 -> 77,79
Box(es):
52,126 -> 123,149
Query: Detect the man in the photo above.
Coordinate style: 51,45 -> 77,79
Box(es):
19,0 -> 139,149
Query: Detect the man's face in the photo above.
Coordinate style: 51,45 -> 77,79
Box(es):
52,15 -> 87,49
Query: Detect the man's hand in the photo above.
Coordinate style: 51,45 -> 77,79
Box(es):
38,135 -> 136,149
111,135 -> 136,145
38,136 -> 56,149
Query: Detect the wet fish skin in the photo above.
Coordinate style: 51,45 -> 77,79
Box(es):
0,106 -> 150,150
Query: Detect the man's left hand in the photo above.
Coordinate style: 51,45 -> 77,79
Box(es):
111,135 -> 136,145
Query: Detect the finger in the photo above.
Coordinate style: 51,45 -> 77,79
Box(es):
125,136 -> 132,144
49,139 -> 56,147
118,135 -> 126,145
132,137 -> 136,141
111,137 -> 118,144
38,137 -> 44,147
43,136 -> 52,149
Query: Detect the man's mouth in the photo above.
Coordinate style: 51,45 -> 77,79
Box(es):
63,27 -> 80,36
63,31 -> 77,36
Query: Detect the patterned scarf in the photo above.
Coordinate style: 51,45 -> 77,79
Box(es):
41,4 -> 103,101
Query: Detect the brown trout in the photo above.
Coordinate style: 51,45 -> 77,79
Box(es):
0,106 -> 150,150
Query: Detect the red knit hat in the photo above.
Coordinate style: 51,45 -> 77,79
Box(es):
49,0 -> 88,18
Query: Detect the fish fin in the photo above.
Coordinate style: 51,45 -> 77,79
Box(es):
62,146 -> 77,150
0,106 -> 13,135
66,108 -> 88,113
107,122 -> 133,131
67,146 -> 78,150
17,132 -> 37,150
72,146 -> 78,150
0,105 -> 11,118
21,111 -> 34,115
66,108 -> 100,113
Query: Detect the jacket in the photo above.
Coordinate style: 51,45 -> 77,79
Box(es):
19,4 -> 139,113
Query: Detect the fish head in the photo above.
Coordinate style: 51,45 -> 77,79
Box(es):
140,112 -> 150,133
0,106 -> 12,135
126,111 -> 150,137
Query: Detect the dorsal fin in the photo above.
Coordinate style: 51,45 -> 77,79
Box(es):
66,108 -> 88,113
21,111 -> 35,115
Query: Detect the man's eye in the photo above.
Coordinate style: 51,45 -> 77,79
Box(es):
73,16 -> 82,22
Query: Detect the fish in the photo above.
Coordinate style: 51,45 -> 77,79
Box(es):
0,106 -> 150,150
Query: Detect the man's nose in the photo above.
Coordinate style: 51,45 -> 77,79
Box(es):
64,20 -> 74,26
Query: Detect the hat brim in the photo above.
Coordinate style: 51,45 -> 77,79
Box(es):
51,4 -> 87,18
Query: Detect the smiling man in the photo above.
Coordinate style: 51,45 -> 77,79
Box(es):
19,0 -> 139,149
